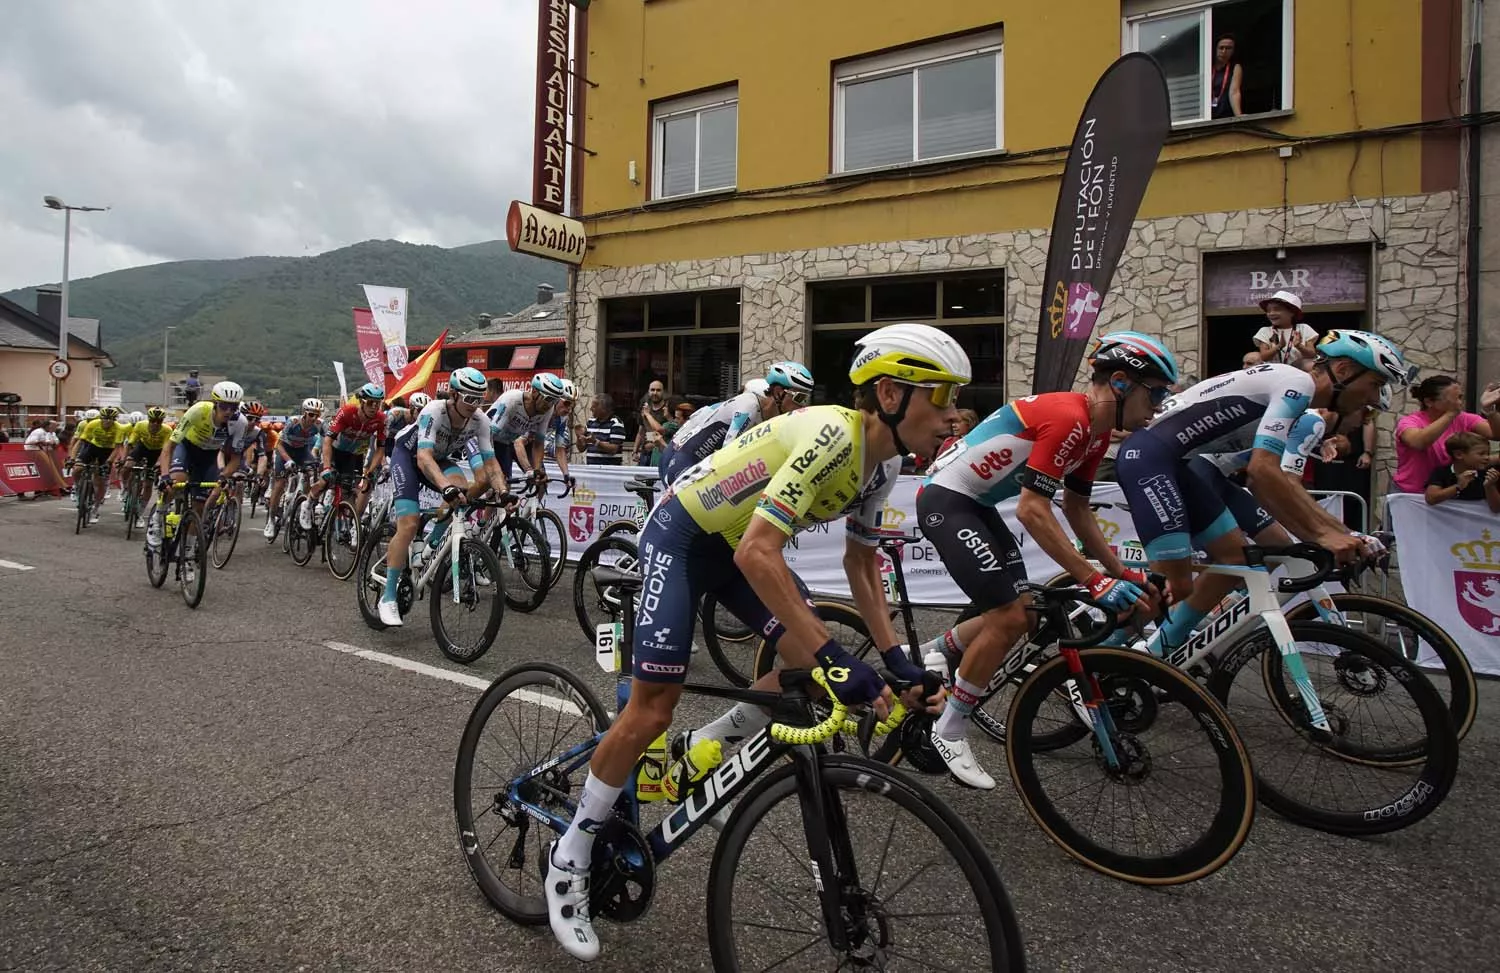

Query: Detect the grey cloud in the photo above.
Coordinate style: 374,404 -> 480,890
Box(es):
0,0 -> 541,290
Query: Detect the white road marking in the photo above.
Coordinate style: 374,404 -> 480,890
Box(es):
0,559 -> 35,571
319,640 -> 581,714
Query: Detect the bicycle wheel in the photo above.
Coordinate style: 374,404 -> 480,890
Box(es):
708,755 -> 1025,971
211,499 -> 241,569
1008,648 -> 1254,885
144,500 -> 169,588
1207,621 -> 1458,836
325,500 -> 362,581
177,508 -> 209,609
355,521 -> 395,631
700,592 -> 758,687
430,537 -> 506,664
123,478 -> 139,541
749,601 -> 880,681
287,497 -> 315,566
571,536 -> 640,643
453,662 -> 611,924
492,516 -> 550,613
598,519 -> 638,543
74,475 -> 92,534
533,508 -> 567,590
1285,593 -> 1477,743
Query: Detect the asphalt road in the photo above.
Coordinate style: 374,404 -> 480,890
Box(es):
2,493 -> 1496,972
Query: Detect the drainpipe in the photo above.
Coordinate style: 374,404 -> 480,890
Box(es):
1466,0 -> 1482,410
566,3 -> 591,390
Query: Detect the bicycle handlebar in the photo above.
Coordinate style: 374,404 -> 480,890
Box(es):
768,668 -> 907,745
554,476 -> 575,499
1018,582 -> 1126,649
1243,542 -> 1337,593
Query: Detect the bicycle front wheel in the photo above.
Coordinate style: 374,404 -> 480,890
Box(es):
533,508 -> 567,590
354,522 -> 394,631
571,536 -> 639,643
210,500 -> 241,569
74,476 -> 92,534
493,517 -> 550,613
287,497 -> 315,566
708,755 -> 1025,972
1008,648 -> 1255,885
429,537 -> 506,664
144,500 -> 169,588
325,500 -> 362,581
177,509 -> 208,609
700,592 -> 757,687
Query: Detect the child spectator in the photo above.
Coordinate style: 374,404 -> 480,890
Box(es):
1424,431 -> 1500,512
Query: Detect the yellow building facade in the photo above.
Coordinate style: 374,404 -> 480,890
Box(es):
570,0 -> 1465,444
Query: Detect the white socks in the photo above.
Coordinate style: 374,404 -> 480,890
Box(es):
555,771 -> 622,869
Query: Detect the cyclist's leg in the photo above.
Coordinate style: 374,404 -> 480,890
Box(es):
382,445 -> 427,614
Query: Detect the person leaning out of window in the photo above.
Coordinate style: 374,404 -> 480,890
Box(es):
1211,33 -> 1244,119
1424,431 -> 1500,513
580,394 -> 627,466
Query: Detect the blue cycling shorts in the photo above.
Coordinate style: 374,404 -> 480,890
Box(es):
1114,430 -> 1239,560
390,442 -> 464,518
1185,457 -> 1275,538
169,442 -> 220,496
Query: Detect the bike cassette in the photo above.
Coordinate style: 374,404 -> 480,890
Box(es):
589,818 -> 655,922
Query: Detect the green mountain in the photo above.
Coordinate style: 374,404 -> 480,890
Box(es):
3,239 -> 566,397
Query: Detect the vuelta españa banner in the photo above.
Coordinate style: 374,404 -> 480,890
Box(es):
352,307 -> 386,387
362,284 -> 410,378
1386,494 -> 1500,675
1033,53 -> 1171,393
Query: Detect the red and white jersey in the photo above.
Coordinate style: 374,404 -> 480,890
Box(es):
923,392 -> 1108,503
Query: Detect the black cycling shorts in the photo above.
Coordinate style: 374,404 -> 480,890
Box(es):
915,484 -> 1026,611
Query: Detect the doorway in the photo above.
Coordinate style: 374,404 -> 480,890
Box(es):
1201,309 -> 1365,380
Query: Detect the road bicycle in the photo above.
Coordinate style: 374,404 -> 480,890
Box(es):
199,470 -> 247,569
68,461 -> 106,534
354,494 -> 508,664
247,468 -> 270,518
143,479 -> 223,608
288,470 -> 366,581
121,461 -> 154,541
474,480 -> 553,613
454,563 -> 1026,970
513,471 -> 571,590
264,462 -> 317,549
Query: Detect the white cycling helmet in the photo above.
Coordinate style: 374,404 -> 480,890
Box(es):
211,380 -> 244,404
849,323 -> 972,387
531,372 -> 568,399
408,392 -> 431,410
84,408 -> 101,420
744,378 -> 771,397
448,366 -> 488,398
559,379 -> 578,401
301,397 -> 324,414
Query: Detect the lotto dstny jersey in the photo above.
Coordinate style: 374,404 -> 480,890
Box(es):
170,400 -> 252,451
486,390 -> 554,445
326,403 -> 387,455
76,418 -> 130,449
127,420 -> 172,452
279,417 -> 323,450
667,391 -> 762,468
395,400 -> 496,462
1145,363 -> 1314,466
923,392 -> 1109,506
670,405 -> 901,549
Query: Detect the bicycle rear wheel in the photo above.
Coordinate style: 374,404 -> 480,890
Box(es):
1008,647 -> 1255,885
287,497 -> 315,566
178,509 -> 208,609
492,516 -> 549,613
571,536 -> 639,643
325,500 -> 361,581
430,537 -> 506,664
708,755 -> 1025,971
211,500 -> 241,569
144,500 -> 169,588
1207,621 -> 1459,836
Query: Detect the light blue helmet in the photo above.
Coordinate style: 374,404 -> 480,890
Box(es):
766,361 -> 814,393
1315,330 -> 1418,389
448,367 -> 487,397
356,381 -> 384,402
531,372 -> 568,399
1089,331 -> 1180,385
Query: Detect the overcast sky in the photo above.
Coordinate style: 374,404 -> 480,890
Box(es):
1,0 -> 540,291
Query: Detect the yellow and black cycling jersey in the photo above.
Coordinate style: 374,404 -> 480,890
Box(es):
75,418 -> 130,450
170,400 -> 250,451
127,419 -> 173,452
669,405 -> 901,549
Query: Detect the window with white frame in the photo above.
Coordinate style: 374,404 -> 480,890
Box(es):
834,30 -> 1003,174
652,86 -> 738,199
1125,0 -> 1291,126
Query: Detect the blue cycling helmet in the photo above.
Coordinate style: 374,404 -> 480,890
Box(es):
531,372 -> 568,398
1089,331 -> 1180,385
765,361 -> 814,394
448,367 -> 488,397
1315,330 -> 1417,388
356,381 -> 384,402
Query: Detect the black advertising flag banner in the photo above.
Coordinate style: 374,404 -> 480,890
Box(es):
1033,53 -> 1171,393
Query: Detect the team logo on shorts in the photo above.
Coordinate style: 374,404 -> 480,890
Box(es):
925,512 -> 945,527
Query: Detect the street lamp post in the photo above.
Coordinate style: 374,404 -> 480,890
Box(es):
43,196 -> 109,419
161,326 -> 176,407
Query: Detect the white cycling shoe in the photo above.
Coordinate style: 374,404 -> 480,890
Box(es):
376,597 -> 403,627
545,842 -> 600,961
930,731 -> 996,790
262,518 -> 277,540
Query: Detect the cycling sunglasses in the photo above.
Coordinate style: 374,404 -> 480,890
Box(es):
1146,384 -> 1173,407
777,388 -> 809,404
453,391 -> 485,406
905,381 -> 960,409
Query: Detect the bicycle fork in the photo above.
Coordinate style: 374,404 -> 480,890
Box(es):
1060,648 -> 1127,768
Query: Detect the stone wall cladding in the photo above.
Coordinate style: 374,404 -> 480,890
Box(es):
577,191 -> 1459,491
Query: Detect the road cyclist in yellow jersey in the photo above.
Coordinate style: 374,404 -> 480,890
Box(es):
148,381 -> 252,551
123,407 -> 174,530
543,322 -> 964,962
68,405 -> 131,526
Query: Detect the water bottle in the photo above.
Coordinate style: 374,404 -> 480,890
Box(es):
662,735 -> 723,803
410,535 -> 427,573
636,732 -> 669,802
164,510 -> 180,540
923,647 -> 951,681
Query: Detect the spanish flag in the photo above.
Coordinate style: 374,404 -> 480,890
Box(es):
385,329 -> 450,404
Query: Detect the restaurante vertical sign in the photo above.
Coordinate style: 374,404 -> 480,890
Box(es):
533,0 -> 571,213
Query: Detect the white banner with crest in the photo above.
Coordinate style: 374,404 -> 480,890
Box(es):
1387,493 -> 1500,675
362,284 -> 410,378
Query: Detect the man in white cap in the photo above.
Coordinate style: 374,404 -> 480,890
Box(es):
1252,289 -> 1319,364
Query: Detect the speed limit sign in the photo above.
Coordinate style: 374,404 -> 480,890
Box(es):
48,358 -> 72,380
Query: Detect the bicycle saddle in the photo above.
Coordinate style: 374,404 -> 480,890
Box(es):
591,565 -> 641,590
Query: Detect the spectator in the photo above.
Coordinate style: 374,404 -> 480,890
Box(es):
581,394 -> 627,465
1424,432 -> 1500,512
937,409 -> 980,457
1242,350 -> 1261,368
21,419 -> 62,500
1311,406 -> 1376,529
634,380 -> 670,461
1394,376 -> 1500,493
649,401 -> 695,469
183,369 -> 202,405
1210,34 -> 1244,119
1252,291 -> 1319,364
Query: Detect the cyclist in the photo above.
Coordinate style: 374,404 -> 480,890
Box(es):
1114,329 -> 1413,653
151,381 -> 251,548
300,382 -> 386,530
910,332 -> 1174,789
239,400 -> 270,484
483,372 -> 572,494
544,324 -> 963,961
656,362 -> 814,483
380,367 -> 509,627
68,405 -> 130,524
124,407 -> 173,528
263,399 -> 324,539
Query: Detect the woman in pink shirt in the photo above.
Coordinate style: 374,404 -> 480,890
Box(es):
1393,376 -> 1500,493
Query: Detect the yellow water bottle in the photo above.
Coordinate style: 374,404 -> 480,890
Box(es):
636,732 -> 668,802
662,736 -> 723,803
165,511 -> 180,539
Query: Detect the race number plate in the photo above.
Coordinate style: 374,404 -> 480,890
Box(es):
595,622 -> 622,672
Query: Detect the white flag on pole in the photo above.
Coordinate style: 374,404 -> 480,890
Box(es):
333,361 -> 348,404
362,284 -> 409,379
1387,493 -> 1500,675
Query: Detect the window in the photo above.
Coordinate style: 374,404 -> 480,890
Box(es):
834,31 -> 1003,174
439,347 -> 468,372
652,86 -> 738,199
602,289 -> 742,438
536,343 -> 567,370
806,270 -> 1007,420
1126,0 -> 1291,125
